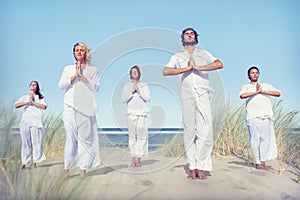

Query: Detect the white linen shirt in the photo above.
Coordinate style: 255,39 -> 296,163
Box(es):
166,48 -> 217,99
15,95 -> 47,128
239,83 -> 280,120
121,82 -> 151,115
58,65 -> 99,116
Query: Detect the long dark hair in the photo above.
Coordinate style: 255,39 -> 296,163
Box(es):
30,81 -> 44,99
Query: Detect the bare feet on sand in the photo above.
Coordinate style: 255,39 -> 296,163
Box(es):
187,169 -> 197,179
130,157 -> 136,167
63,169 -> 69,179
130,157 -> 142,167
256,163 -> 267,170
195,169 -> 207,179
187,169 -> 207,180
135,157 -> 141,167
80,169 -> 86,178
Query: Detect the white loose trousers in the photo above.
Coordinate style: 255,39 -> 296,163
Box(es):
182,92 -> 213,171
246,117 -> 277,164
63,105 -> 100,170
20,125 -> 46,165
127,114 -> 148,157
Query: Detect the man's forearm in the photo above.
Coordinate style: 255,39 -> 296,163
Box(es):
195,59 -> 223,71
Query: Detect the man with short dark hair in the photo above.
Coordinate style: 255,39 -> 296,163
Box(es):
163,28 -> 223,179
122,65 -> 151,167
240,66 -> 280,169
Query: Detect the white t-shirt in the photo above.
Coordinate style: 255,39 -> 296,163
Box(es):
121,82 -> 151,115
15,95 -> 47,128
58,65 -> 99,116
166,48 -> 217,99
239,83 -> 280,120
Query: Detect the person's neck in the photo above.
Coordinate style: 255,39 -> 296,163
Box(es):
185,45 -> 195,55
77,60 -> 86,66
132,79 -> 140,84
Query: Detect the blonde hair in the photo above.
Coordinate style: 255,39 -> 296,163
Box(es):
73,42 -> 91,65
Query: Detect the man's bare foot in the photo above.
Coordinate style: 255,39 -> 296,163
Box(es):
260,161 -> 268,169
80,169 -> 86,178
130,157 -> 136,167
256,163 -> 267,170
63,169 -> 69,179
135,157 -> 141,167
195,169 -> 207,179
187,169 -> 197,179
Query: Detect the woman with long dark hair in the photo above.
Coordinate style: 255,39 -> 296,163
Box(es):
15,81 -> 47,169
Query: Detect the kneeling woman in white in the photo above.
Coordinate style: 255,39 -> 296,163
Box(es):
122,66 -> 151,167
15,81 -> 47,169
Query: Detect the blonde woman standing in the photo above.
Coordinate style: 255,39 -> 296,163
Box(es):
58,42 -> 100,178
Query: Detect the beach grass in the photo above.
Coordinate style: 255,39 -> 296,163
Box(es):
157,133 -> 184,158
160,100 -> 300,171
42,112 -> 65,158
0,102 -> 20,162
215,100 -> 300,171
0,99 -> 299,199
0,102 -> 91,199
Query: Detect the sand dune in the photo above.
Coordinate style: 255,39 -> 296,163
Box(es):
2,148 -> 300,200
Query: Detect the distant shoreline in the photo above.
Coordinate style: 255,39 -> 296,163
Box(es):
6,127 -> 185,135
98,128 -> 184,135
3,127 -> 300,135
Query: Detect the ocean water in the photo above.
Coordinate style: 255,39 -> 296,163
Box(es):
3,128 -> 299,154
1,128 -> 184,155
98,128 -> 184,152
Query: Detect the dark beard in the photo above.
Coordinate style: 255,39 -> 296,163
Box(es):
183,40 -> 197,46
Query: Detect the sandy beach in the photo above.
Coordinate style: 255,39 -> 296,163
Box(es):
2,147 -> 299,200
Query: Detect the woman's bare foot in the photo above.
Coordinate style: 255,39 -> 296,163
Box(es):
80,169 -> 86,178
135,157 -> 141,167
130,157 -> 136,167
63,169 -> 69,179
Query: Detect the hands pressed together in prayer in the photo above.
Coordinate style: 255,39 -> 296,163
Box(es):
23,91 -> 46,109
29,91 -> 35,104
71,61 -> 89,84
256,83 -> 262,93
28,92 -> 37,106
132,83 -> 140,95
187,56 -> 197,71
75,62 -> 83,77
187,56 -> 223,72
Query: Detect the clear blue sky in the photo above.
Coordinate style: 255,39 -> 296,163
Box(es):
1,0 -> 299,128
